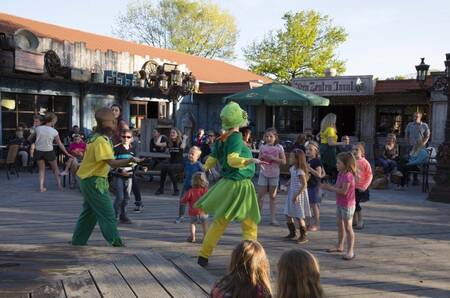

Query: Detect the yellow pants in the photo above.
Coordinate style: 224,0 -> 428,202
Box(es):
199,217 -> 258,258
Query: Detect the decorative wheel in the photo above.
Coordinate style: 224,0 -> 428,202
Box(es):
44,50 -> 61,76
142,60 -> 159,75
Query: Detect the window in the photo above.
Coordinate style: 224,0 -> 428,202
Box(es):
266,106 -> 303,132
1,92 -> 71,143
376,105 -> 428,137
130,101 -> 147,129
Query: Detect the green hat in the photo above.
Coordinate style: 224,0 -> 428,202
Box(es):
220,101 -> 248,130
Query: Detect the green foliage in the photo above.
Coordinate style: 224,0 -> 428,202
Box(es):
244,10 -> 347,83
113,0 -> 238,59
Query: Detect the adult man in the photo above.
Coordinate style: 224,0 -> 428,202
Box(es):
405,112 -> 430,185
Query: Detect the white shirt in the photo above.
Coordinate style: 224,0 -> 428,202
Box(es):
35,126 -> 58,151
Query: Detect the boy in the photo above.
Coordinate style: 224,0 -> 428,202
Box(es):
71,108 -> 142,246
175,146 -> 203,223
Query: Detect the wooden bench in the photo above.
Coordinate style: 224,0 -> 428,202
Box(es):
12,251 -> 216,298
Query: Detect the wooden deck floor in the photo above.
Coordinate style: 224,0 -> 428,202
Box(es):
1,171 -> 450,297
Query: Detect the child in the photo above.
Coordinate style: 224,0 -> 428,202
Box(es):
321,152 -> 356,260
61,134 -> 86,187
175,146 -> 203,223
34,112 -> 73,192
283,149 -> 311,243
195,102 -> 266,267
352,143 -> 373,230
306,142 -> 325,232
337,135 -> 352,153
257,128 -> 286,225
71,108 -> 142,246
277,248 -> 324,298
180,172 -> 209,242
112,129 -> 135,224
210,240 -> 272,298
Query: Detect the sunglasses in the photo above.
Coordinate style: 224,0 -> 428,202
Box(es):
122,135 -> 132,139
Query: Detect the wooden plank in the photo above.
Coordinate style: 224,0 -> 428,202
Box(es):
0,293 -> 29,298
113,256 -> 169,298
171,255 -> 216,294
89,263 -> 135,298
136,251 -> 207,298
62,272 -> 101,298
32,281 -> 65,298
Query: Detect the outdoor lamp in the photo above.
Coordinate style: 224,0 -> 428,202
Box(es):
149,74 -> 158,88
171,66 -> 182,86
158,73 -> 168,90
415,57 -> 430,84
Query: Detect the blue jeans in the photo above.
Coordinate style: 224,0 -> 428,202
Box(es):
377,157 -> 397,174
113,176 -> 132,219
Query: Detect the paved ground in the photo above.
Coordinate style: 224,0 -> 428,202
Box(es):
0,170 -> 450,297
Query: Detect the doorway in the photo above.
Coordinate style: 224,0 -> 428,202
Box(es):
316,106 -> 356,137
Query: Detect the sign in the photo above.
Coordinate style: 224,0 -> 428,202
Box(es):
292,75 -> 374,96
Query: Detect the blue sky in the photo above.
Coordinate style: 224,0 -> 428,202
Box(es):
2,0 -> 450,78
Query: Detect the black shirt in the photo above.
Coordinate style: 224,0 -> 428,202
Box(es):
308,158 -> 323,188
150,135 -> 168,152
168,141 -> 184,164
9,137 -> 29,152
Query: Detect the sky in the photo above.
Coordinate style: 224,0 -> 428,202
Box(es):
1,0 -> 450,79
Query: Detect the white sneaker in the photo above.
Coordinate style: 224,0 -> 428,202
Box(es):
59,171 -> 69,176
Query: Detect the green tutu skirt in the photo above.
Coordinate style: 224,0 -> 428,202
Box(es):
195,178 -> 260,224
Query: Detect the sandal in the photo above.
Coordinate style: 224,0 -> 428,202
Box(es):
343,254 -> 356,260
186,236 -> 196,243
326,248 -> 344,253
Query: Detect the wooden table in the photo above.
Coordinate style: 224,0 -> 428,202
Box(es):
138,152 -> 170,159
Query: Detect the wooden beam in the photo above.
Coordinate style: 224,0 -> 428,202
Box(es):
170,255 -> 216,294
89,263 -> 136,298
62,272 -> 100,298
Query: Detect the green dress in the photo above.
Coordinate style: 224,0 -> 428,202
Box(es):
195,132 -> 260,224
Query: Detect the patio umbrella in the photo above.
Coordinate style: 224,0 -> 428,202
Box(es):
224,82 -> 330,106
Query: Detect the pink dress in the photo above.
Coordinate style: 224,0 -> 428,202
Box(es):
259,144 -> 284,177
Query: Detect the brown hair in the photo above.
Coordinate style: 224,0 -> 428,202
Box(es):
337,152 -> 356,175
353,142 -> 366,157
191,172 -> 208,188
94,107 -> 116,135
216,240 -> 272,297
277,249 -> 323,298
121,128 -> 133,136
292,149 -> 310,181
264,127 -> 279,145
306,142 -> 320,158
296,133 -> 307,145
169,127 -> 182,146
42,112 -> 57,125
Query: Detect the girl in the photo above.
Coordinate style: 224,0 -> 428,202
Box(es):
321,152 -> 356,260
257,128 -> 286,225
211,240 -> 272,298
195,102 -> 266,267
306,142 -> 325,232
111,104 -> 129,145
377,133 -> 399,174
397,137 -> 429,190
155,128 -> 188,196
277,248 -> 324,298
283,149 -> 311,243
34,112 -> 73,192
319,113 -> 345,181
60,134 -> 86,188
352,143 -> 373,230
180,172 -> 209,242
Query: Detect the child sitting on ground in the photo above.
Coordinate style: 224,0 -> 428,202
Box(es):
277,248 -> 324,298
180,172 -> 209,242
210,240 -> 272,298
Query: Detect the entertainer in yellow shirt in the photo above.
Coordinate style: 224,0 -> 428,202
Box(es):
71,108 -> 142,246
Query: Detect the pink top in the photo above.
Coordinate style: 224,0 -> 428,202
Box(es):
335,171 -> 356,208
355,158 -> 373,191
259,144 -> 284,178
68,142 -> 86,153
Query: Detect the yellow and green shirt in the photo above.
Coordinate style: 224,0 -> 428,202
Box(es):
320,127 -> 337,144
77,135 -> 114,179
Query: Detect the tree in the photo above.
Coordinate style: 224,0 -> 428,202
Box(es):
113,0 -> 238,59
244,10 -> 347,83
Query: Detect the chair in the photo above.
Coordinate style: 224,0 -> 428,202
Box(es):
5,144 -> 20,179
408,147 -> 436,192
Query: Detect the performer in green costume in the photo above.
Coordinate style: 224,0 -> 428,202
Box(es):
71,108 -> 142,246
196,102 -> 266,266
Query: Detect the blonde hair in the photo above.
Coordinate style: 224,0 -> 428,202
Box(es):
337,152 -> 356,175
353,142 -> 366,158
277,249 -> 324,298
292,149 -> 310,181
169,127 -> 182,146
307,141 -> 320,158
387,133 -> 397,143
42,112 -> 57,125
411,137 -> 425,156
320,113 -> 336,133
264,127 -> 279,145
191,172 -> 208,188
190,146 -> 202,154
216,240 -> 272,297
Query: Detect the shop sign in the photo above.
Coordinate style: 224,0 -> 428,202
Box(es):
292,75 -> 374,96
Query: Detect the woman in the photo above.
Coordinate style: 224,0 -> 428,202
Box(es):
34,112 -> 73,192
111,104 -> 129,145
319,113 -> 344,180
377,133 -> 399,174
397,137 -> 429,190
155,128 -> 188,196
